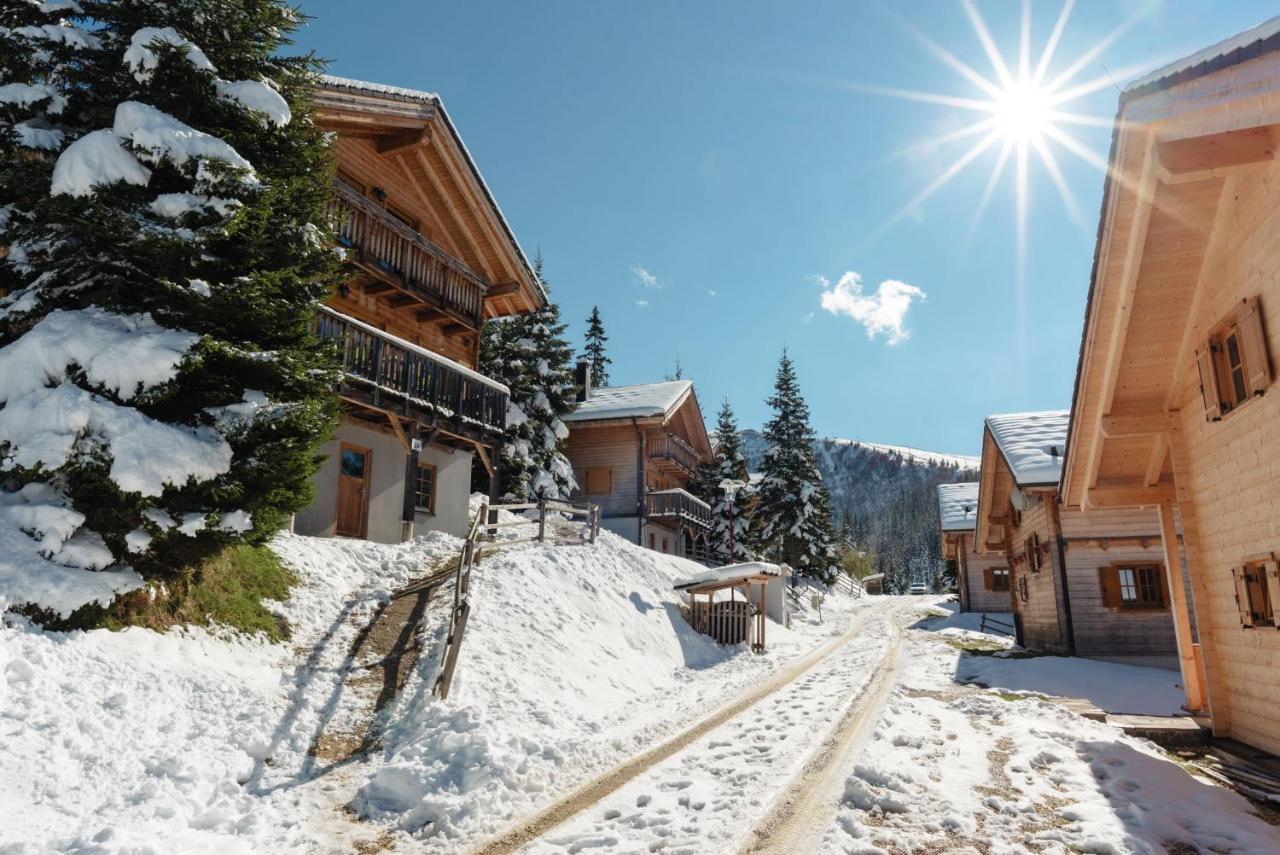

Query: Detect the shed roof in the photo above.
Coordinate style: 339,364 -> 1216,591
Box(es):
673,561 -> 784,591
985,410 -> 1070,487
937,482 -> 980,532
565,381 -> 693,422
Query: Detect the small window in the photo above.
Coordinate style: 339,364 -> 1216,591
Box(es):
648,532 -> 655,550
1233,556 -> 1280,628
1197,297 -> 1271,420
986,567 -> 1011,592
1016,575 -> 1029,602
583,467 -> 612,495
1008,501 -> 1022,529
1025,533 -> 1043,573
413,463 -> 436,513
1099,563 -> 1167,610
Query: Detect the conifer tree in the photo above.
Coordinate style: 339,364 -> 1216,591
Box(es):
478,255 -> 578,501
754,351 -> 840,583
0,0 -> 338,614
583,305 -> 610,388
706,399 -> 754,563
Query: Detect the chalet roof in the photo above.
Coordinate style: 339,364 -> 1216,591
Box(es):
316,74 -> 543,305
1123,16 -> 1280,101
673,561 -> 784,591
564,380 -> 693,422
985,410 -> 1070,487
937,482 -> 980,532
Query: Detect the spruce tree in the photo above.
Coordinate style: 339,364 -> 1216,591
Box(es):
754,351 -> 840,583
0,0 -> 338,615
707,399 -> 754,564
479,255 -> 578,501
583,305 -> 610,388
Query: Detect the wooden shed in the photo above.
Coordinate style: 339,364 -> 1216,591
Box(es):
861,573 -> 885,596
674,562 -> 785,653
938,482 -> 1010,614
976,411 -> 1185,665
1060,19 -> 1280,754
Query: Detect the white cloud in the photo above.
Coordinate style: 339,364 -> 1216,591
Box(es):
632,265 -> 662,289
708,289 -> 717,298
817,271 -> 926,345
635,299 -> 650,308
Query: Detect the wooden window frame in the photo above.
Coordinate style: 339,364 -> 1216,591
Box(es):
1025,532 -> 1043,573
1016,574 -> 1029,603
582,466 -> 613,496
1099,562 -> 1169,611
413,461 -> 437,514
1197,296 -> 1272,421
986,567 -> 1010,592
1234,553 -> 1280,628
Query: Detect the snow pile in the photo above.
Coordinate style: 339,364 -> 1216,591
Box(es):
355,517 -> 855,846
960,654 -> 1186,716
985,409 -> 1071,485
0,531 -> 459,853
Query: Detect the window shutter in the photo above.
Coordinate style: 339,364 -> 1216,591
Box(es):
1196,347 -> 1224,421
1265,559 -> 1280,626
1232,566 -> 1255,628
983,567 -> 995,590
1099,566 -> 1121,608
1238,298 -> 1272,396
1157,563 -> 1172,608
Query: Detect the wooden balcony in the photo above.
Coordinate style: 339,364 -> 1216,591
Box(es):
645,488 -> 712,530
327,179 -> 489,329
648,431 -> 702,474
317,306 -> 508,439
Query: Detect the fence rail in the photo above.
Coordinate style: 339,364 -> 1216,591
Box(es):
327,178 -> 489,327
980,613 -> 1016,637
317,306 -> 508,434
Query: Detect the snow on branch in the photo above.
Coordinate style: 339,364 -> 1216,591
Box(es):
123,27 -> 216,82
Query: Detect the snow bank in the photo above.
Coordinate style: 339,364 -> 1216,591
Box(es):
960,654 -> 1186,716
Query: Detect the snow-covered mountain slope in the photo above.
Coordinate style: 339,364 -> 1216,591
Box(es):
738,428 -> 978,474
0,506 -> 860,853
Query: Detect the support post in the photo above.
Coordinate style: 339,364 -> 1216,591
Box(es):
1157,501 -> 1206,713
538,502 -> 547,543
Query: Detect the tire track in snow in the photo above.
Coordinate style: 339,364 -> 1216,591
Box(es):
473,602 -> 890,855
740,607 -> 907,855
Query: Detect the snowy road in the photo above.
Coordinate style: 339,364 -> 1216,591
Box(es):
482,598 -> 915,854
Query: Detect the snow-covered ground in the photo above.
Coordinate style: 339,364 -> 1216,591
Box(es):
821,604 -> 1280,854
0,511 -> 865,853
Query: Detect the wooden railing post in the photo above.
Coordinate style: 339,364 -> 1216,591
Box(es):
537,502 -> 547,542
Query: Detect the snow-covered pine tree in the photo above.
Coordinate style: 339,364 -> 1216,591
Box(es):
583,305 -> 610,388
480,255 -> 578,501
706,399 -> 754,564
0,1 -> 338,617
754,351 -> 840,583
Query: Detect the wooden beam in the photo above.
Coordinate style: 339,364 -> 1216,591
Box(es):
1084,134 -> 1159,509
385,293 -> 420,310
376,127 -> 430,155
441,321 -> 471,336
1100,412 -> 1179,438
361,280 -> 396,296
415,308 -> 447,323
1158,501 -> 1207,714
413,146 -> 493,281
1143,433 -> 1169,488
429,133 -> 520,285
1086,484 -> 1176,508
483,281 -> 520,300
386,413 -> 411,454
1158,126 -> 1274,176
474,442 -> 494,478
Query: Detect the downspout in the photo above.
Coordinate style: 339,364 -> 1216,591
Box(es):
633,417 -> 646,546
1049,497 -> 1077,656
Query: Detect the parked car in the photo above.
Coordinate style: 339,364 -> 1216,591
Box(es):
908,583 -> 929,595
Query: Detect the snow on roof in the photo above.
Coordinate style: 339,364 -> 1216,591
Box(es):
1124,15 -> 1280,96
937,482 -> 980,532
319,74 -> 439,104
673,561 -> 785,591
565,380 -> 692,422
985,410 -> 1070,487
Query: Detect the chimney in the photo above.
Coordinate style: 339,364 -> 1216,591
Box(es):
575,359 -> 592,402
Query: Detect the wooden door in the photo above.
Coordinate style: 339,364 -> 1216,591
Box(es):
336,443 -> 371,538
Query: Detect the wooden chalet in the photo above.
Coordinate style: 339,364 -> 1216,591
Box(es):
975,410 -> 1185,665
563,379 -> 715,560
1061,19 -> 1280,754
937,482 -> 1010,614
293,75 -> 543,542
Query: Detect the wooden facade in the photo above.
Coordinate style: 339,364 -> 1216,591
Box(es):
976,416 -> 1182,661
939,482 -> 1010,613
563,381 -> 715,561
295,76 -> 541,543
1061,28 -> 1280,754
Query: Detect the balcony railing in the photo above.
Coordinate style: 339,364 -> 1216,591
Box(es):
648,431 -> 702,473
317,306 -> 508,435
326,179 -> 489,327
645,488 -> 712,530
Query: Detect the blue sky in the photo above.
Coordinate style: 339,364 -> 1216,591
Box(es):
295,1 -> 1275,455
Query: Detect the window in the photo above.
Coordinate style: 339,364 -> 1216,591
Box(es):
1025,533 -> 1043,573
1016,575 -> 1029,603
984,567 -> 1011,592
648,532 -> 656,550
1099,563 -> 1168,610
1196,297 -> 1271,420
413,463 -> 436,513
1007,500 -> 1022,529
1233,555 -> 1280,628
582,467 -> 612,495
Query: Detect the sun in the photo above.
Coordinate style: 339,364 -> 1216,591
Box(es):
991,79 -> 1053,143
